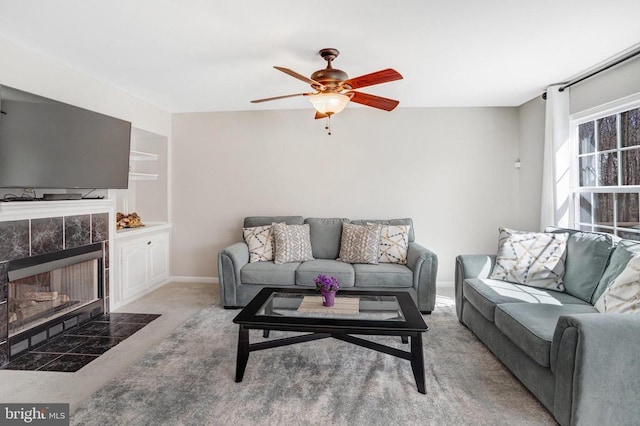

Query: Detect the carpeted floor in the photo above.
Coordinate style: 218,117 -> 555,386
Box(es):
71,298 -> 556,425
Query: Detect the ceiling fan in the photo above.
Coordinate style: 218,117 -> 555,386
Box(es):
251,48 -> 403,133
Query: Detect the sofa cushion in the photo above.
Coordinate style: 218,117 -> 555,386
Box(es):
593,239 -> 640,303
243,225 -> 274,263
547,228 -> 617,303
351,218 -> 415,242
463,278 -> 590,323
595,254 -> 640,313
337,223 -> 382,264
353,263 -> 413,288
495,303 -> 598,367
272,223 -> 314,264
304,218 -> 347,259
244,216 -> 304,228
295,259 -> 355,287
490,228 -> 569,291
241,261 -> 300,285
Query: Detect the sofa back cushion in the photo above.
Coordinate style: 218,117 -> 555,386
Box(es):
350,218 -> 414,242
304,218 -> 347,259
546,228 -> 617,303
592,239 -> 640,304
244,216 -> 303,228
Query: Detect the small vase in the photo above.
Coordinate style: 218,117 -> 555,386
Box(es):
322,290 -> 336,307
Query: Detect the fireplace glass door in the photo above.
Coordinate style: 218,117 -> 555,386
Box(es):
7,246 -> 102,337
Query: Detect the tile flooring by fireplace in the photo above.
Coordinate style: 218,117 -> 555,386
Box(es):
1,313 -> 160,372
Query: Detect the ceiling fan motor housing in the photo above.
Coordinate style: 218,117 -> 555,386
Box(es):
310,68 -> 349,89
311,48 -> 349,90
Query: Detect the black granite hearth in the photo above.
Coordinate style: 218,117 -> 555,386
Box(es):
1,313 -> 160,372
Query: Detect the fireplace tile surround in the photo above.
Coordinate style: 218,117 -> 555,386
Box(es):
0,201 -> 114,367
2,312 -> 160,372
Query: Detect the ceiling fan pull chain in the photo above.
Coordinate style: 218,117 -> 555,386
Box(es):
325,116 -> 331,135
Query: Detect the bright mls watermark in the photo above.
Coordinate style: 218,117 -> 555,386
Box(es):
0,404 -> 69,425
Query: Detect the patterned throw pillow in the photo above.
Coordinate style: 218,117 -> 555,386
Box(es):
594,254 -> 640,313
271,222 -> 314,265
337,223 -> 382,264
373,224 -> 410,264
489,228 -> 569,291
243,225 -> 274,263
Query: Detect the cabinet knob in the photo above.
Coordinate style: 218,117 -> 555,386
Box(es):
147,241 -> 151,245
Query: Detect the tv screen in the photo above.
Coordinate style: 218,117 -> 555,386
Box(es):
0,85 -> 131,189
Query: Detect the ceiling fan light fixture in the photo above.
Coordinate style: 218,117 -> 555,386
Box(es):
308,92 -> 350,116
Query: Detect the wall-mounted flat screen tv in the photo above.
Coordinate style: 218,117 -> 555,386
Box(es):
0,85 -> 131,189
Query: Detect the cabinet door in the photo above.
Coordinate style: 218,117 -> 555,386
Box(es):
149,233 -> 170,285
121,242 -> 149,300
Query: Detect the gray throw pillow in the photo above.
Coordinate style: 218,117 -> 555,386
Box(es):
337,223 -> 382,264
271,222 -> 314,265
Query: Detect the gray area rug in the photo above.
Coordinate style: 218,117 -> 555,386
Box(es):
72,298 -> 556,425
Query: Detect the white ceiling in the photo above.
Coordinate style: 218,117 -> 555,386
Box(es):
0,0 -> 639,113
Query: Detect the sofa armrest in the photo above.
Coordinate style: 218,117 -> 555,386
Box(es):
407,242 -> 438,313
218,242 -> 249,307
454,255 -> 496,321
551,313 -> 640,426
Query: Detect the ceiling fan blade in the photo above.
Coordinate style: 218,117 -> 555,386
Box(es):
251,93 -> 313,103
315,111 -> 329,120
343,68 -> 403,90
274,66 -> 326,90
348,91 -> 399,111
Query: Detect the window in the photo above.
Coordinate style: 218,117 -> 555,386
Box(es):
572,104 -> 640,240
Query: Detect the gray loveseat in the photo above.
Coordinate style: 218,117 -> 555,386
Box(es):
218,216 -> 438,313
455,228 -> 640,425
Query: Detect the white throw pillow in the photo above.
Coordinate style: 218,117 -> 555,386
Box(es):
595,254 -> 640,313
271,222 -> 314,265
375,224 -> 410,264
337,223 -> 382,264
489,228 -> 569,291
243,225 -> 274,263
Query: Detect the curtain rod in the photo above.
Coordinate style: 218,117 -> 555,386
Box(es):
559,46 -> 640,92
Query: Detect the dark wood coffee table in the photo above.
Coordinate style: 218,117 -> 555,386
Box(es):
232,287 -> 429,393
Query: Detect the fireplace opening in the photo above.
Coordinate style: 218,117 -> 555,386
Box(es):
6,243 -> 104,356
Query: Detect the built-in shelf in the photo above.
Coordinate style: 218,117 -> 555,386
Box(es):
130,150 -> 158,162
129,172 -> 158,181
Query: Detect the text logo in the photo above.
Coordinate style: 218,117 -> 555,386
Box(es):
0,404 -> 69,425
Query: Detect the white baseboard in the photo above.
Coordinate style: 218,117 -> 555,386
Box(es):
170,276 -> 218,284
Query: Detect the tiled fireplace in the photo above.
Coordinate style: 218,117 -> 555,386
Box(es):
0,201 -> 114,367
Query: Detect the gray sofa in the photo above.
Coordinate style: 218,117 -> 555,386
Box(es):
218,216 -> 438,313
455,228 -> 640,425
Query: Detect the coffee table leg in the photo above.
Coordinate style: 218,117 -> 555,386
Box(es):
410,333 -> 426,394
235,325 -> 250,382
263,299 -> 274,338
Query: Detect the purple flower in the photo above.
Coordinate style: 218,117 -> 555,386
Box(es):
315,274 -> 340,292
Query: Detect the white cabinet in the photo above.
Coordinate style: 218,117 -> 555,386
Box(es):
121,242 -> 149,300
115,225 -> 171,307
149,234 -> 170,284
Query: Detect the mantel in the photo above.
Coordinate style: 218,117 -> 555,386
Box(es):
0,199 -> 115,222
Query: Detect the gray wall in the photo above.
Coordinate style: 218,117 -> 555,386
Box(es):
517,96 -> 546,231
171,107 -> 522,283
570,56 -> 640,114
